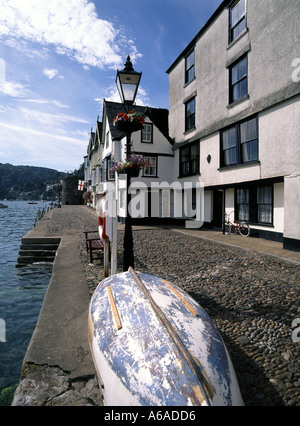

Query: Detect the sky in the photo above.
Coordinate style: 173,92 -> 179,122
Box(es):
0,0 -> 223,172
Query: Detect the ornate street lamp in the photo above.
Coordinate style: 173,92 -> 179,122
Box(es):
116,56 -> 142,271
116,55 -> 142,108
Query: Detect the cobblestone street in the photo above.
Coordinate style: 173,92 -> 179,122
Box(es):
17,206 -> 299,406
83,222 -> 300,406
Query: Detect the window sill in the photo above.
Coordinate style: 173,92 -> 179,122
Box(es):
227,95 -> 250,109
248,222 -> 274,228
183,127 -> 196,136
184,76 -> 196,88
178,172 -> 201,179
227,28 -> 249,50
218,160 -> 260,171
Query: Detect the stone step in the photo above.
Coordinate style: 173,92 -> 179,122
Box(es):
17,237 -> 61,267
18,249 -> 57,258
21,237 -> 61,245
20,244 -> 60,251
16,256 -> 56,266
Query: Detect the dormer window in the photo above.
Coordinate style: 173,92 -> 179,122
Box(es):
142,123 -> 153,143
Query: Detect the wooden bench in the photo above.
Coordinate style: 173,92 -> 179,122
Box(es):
84,230 -> 104,263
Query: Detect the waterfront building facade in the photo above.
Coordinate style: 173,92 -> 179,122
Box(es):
166,0 -> 300,249
84,100 -> 175,221
84,0 -> 299,249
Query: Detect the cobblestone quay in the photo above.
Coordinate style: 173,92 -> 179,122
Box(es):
13,206 -> 300,406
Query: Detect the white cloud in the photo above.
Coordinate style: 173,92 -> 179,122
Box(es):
0,121 -> 87,170
0,0 -> 141,70
0,0 -> 144,170
0,105 -> 14,114
43,68 -> 58,79
19,98 -> 69,108
19,107 -> 89,128
52,100 -> 68,108
0,56 -> 28,97
0,101 -> 90,170
0,121 -> 85,145
0,80 -> 27,97
4,38 -> 50,59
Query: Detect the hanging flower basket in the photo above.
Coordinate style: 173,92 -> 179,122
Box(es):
113,111 -> 145,133
112,155 -> 151,177
122,166 -> 140,177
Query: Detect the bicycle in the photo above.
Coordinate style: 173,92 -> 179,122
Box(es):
224,212 -> 250,237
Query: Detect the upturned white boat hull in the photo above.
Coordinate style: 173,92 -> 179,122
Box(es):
89,268 -> 244,406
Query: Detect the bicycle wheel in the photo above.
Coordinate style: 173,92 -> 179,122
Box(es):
239,223 -> 250,237
224,223 -> 231,235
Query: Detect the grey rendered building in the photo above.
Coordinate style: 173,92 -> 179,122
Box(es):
167,0 -> 300,250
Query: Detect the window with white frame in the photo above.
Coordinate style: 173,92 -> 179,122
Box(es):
143,156 -> 157,177
257,186 -> 273,224
107,159 -> 115,181
103,157 -> 115,181
236,188 -> 250,221
235,185 -> 273,225
142,123 -> 153,143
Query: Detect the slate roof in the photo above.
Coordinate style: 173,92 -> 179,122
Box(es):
103,100 -> 174,145
96,119 -> 103,142
87,131 -> 95,155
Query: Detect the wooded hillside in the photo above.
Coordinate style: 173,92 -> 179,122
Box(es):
0,163 -> 67,200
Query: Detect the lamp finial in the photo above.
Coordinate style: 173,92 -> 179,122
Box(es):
123,55 -> 134,72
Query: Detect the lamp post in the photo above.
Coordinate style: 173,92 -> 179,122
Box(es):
116,56 -> 142,271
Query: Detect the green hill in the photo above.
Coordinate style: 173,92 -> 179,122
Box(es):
0,163 -> 67,200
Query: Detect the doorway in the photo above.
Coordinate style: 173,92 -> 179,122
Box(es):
213,190 -> 224,228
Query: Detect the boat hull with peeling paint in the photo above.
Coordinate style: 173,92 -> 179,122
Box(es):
88,269 -> 244,406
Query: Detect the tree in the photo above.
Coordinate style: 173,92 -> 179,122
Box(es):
23,181 -> 35,192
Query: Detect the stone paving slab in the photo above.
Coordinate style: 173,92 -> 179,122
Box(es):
172,228 -> 300,265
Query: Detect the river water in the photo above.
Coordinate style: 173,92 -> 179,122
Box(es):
0,201 -> 53,402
